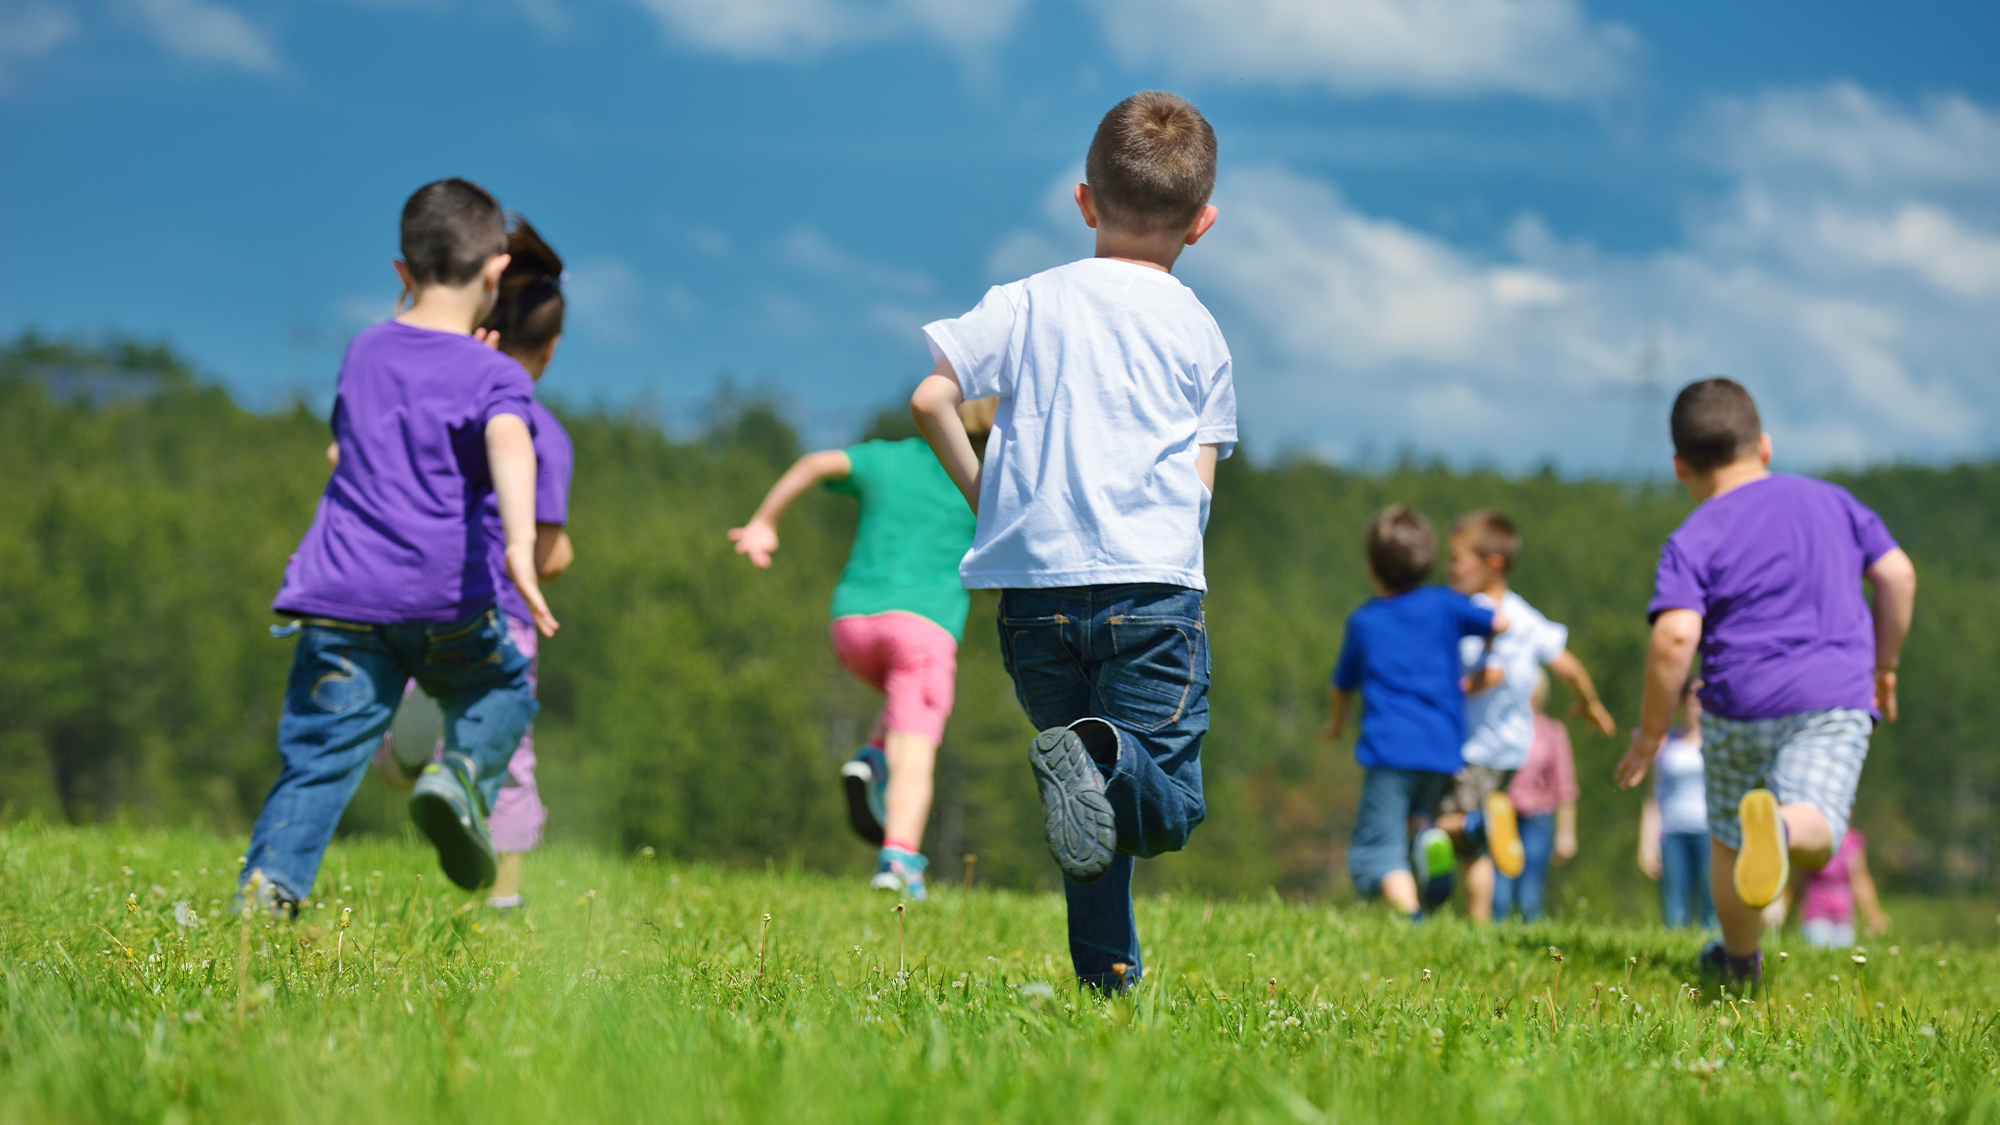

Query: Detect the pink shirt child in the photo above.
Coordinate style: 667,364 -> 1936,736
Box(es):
1800,829 -> 1865,923
1507,713 -> 1579,818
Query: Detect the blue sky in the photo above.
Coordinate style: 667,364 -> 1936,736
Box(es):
2,0 -> 1996,472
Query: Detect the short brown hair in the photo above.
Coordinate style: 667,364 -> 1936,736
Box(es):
480,215 -> 565,356
400,178 -> 506,287
1085,91 -> 1217,234
1366,505 -> 1435,594
1451,509 -> 1520,571
1670,377 -> 1762,472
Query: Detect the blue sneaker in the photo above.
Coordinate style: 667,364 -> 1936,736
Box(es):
870,846 -> 928,901
841,745 -> 888,846
1029,723 -> 1116,883
409,753 -> 497,892
1412,826 -> 1456,909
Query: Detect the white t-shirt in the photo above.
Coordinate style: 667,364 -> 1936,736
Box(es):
1459,590 -> 1569,770
923,258 -> 1236,590
1653,735 -> 1708,835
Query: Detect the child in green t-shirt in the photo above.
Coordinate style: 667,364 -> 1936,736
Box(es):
729,401 -> 994,899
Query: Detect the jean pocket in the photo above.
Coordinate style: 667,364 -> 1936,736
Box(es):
302,644 -> 372,714
425,610 -> 507,674
1101,616 -> 1204,733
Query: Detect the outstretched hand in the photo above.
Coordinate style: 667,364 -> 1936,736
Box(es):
473,328 -> 503,350
1614,730 -> 1663,789
728,521 -> 780,569
1572,699 -> 1618,737
505,544 -> 561,638
1875,669 -> 1899,723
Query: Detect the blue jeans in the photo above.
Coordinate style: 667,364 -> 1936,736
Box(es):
1347,767 -> 1450,898
243,607 -> 539,901
997,584 -> 1209,990
1491,811 -> 1555,921
1659,830 -> 1716,928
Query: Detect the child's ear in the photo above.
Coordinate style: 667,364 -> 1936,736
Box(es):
482,253 -> 513,290
1183,204 -> 1219,247
1757,433 -> 1773,467
1073,183 -> 1099,230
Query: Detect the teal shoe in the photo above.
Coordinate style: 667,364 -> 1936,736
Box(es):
870,846 -> 928,902
409,753 -> 497,891
841,745 -> 888,846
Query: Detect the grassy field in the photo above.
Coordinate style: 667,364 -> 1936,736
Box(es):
1,825 -> 1996,1124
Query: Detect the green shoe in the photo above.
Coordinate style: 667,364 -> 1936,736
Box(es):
409,753 -> 497,891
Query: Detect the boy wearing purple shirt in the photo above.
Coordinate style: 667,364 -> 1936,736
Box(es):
244,179 -> 558,912
1616,378 -> 1916,988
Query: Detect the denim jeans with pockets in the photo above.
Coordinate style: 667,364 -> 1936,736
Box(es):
997,584 -> 1209,989
243,606 -> 539,901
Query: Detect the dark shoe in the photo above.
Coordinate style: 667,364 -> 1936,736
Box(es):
1696,939 -> 1763,987
1029,724 -> 1116,883
841,745 -> 888,846
409,753 -> 497,891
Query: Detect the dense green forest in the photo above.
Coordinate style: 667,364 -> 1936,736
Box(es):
4,334 -> 1997,920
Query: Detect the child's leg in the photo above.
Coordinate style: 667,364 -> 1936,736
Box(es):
487,615 -> 547,879
1348,768 -> 1425,914
1464,856 -> 1496,921
1659,833 -> 1693,927
416,608 -> 539,814
243,620 -> 407,904
1064,855 -> 1140,990
1512,813 -> 1555,922
874,615 -> 957,851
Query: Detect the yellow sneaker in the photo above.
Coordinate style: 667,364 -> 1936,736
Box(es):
1734,789 -> 1790,908
1484,791 -> 1525,878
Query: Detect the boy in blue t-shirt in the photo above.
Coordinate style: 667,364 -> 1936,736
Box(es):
1323,505 -> 1508,918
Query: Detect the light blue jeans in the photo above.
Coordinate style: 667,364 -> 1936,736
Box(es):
997,584 -> 1209,991
243,607 -> 538,902
1491,811 -> 1556,922
1658,830 -> 1716,929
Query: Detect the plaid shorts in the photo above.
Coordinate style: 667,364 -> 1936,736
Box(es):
1437,764 -> 1511,818
1700,708 -> 1871,850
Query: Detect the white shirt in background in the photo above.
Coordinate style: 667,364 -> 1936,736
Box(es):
1459,590 -> 1569,770
922,257 -> 1236,591
1653,734 -> 1709,835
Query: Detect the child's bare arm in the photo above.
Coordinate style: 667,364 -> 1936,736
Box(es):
1614,609 -> 1701,788
1865,548 -> 1916,722
727,450 -> 853,569
1548,649 -> 1617,736
910,359 -> 979,512
535,524 -> 573,580
487,413 -> 558,638
1637,799 -> 1662,878
1553,801 -> 1578,864
1319,686 -> 1352,742
1850,846 -> 1891,934
1197,444 -> 1220,492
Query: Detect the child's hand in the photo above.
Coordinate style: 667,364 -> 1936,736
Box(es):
473,328 -> 503,350
505,543 -> 561,638
1613,730 -> 1664,789
1319,718 -> 1343,742
1577,699 -> 1617,737
1875,669 -> 1898,722
1554,832 -> 1578,865
1636,841 -> 1661,879
727,521 -> 780,568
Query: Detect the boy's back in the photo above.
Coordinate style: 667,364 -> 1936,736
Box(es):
1335,585 -> 1494,774
1649,472 -> 1896,720
923,256 -> 1234,590
276,320 -> 536,624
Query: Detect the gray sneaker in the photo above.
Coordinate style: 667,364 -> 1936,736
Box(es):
409,753 -> 497,891
1029,725 -> 1116,883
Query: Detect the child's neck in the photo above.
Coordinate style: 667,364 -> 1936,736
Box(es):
1093,228 -> 1186,274
1688,459 -> 1771,503
1476,577 -> 1509,602
397,281 -> 493,335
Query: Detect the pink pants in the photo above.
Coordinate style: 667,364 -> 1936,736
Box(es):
489,614 -> 546,852
828,612 -> 958,745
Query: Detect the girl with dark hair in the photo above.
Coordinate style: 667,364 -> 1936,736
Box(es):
372,216 -> 576,909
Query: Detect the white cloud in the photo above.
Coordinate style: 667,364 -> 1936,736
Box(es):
1703,82 -> 2000,189
622,0 -> 1026,58
984,84 -> 2000,470
564,258 -> 645,345
1084,0 -> 1636,100
130,0 -> 282,73
0,1 -> 77,62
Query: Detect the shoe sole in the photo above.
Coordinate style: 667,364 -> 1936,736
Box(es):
841,761 -> 886,846
1484,792 -> 1525,879
410,782 -> 497,892
1029,727 -> 1116,884
1415,829 -> 1457,882
1735,789 -> 1789,908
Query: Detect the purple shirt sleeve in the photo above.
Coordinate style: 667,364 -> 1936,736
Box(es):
532,406 -> 573,526
481,367 -> 537,432
1648,537 -> 1705,621
1332,620 -> 1363,691
1844,491 -> 1898,566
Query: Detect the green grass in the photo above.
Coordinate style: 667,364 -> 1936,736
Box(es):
2,825 -> 1996,1124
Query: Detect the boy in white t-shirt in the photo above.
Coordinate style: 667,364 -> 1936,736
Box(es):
1429,510 -> 1616,920
911,91 -> 1234,991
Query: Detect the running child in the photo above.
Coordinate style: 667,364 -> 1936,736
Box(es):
1638,676 -> 1715,929
243,178 -> 556,912
1490,671 -> 1580,923
371,217 -> 576,910
1784,829 -> 1890,949
1615,377 -> 1915,987
727,401 -> 994,901
1323,505 -> 1509,918
1434,510 -> 1615,921
909,91 -> 1233,988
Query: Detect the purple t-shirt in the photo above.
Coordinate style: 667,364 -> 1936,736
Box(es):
1648,473 -> 1898,721
273,321 -> 537,624
483,398 -> 573,623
